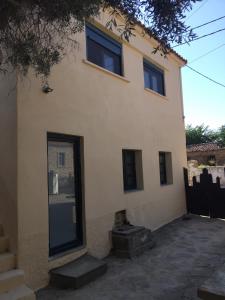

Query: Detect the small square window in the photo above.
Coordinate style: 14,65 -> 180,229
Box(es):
122,150 -> 143,191
159,152 -> 173,185
57,152 -> 65,168
86,23 -> 122,75
144,60 -> 165,96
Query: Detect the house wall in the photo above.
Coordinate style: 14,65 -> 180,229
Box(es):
187,150 -> 225,166
0,70 -> 17,252
16,12 -> 187,289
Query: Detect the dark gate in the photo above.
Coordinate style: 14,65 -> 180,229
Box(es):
184,168 -> 225,218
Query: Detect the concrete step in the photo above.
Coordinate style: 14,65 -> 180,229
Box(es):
0,270 -> 24,294
0,238 -> 9,254
0,253 -> 15,273
50,254 -> 107,289
0,226 -> 3,237
0,285 -> 36,300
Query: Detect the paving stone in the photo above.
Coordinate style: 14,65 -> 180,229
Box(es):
37,216 -> 225,300
198,264 -> 225,300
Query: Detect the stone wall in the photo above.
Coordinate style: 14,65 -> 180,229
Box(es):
188,161 -> 225,187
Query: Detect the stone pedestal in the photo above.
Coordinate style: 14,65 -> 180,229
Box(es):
112,225 -> 155,258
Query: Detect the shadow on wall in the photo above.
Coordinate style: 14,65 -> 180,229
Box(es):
0,70 -> 18,253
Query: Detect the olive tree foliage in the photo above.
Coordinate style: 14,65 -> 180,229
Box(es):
186,124 -> 225,147
215,125 -> 225,147
0,0 -> 200,79
186,124 -> 216,145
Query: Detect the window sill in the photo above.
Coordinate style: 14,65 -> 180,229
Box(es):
124,188 -> 144,194
49,244 -> 86,262
144,88 -> 168,100
82,59 -> 130,83
160,183 -> 173,187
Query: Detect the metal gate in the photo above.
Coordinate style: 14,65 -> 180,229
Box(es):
184,168 -> 225,218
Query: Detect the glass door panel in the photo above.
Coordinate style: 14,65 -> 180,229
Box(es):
47,135 -> 82,256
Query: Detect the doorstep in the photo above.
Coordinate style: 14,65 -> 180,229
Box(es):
50,254 -> 107,289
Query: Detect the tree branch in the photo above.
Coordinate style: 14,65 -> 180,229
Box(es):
6,0 -> 21,7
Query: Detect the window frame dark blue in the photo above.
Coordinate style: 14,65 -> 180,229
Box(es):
159,152 -> 167,185
143,59 -> 165,96
86,23 -> 123,76
122,150 -> 137,191
47,133 -> 83,257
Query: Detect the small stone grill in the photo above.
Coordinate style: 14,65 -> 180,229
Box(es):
112,213 -> 155,258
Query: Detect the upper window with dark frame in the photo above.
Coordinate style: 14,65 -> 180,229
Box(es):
144,60 -> 165,96
86,23 -> 122,76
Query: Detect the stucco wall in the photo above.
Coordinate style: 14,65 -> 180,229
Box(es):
16,12 -> 187,289
0,71 -> 17,252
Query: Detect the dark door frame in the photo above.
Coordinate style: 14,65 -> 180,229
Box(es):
47,132 -> 83,256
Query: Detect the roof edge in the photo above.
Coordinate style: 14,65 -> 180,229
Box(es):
116,8 -> 187,65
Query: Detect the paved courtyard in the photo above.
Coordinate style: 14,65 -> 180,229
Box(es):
37,215 -> 225,300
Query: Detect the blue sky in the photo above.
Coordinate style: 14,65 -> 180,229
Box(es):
175,0 -> 225,129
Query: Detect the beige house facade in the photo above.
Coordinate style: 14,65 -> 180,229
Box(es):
0,10 -> 187,291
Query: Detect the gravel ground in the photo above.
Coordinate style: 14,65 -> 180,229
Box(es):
37,215 -> 225,300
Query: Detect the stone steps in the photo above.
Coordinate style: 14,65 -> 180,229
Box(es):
0,285 -> 35,300
50,254 -> 107,289
0,224 -> 36,300
0,270 -> 24,294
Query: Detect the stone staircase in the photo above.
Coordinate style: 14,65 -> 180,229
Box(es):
0,224 -> 36,300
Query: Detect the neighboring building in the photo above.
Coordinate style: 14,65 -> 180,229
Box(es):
187,161 -> 225,187
0,9 -> 187,292
187,143 -> 225,166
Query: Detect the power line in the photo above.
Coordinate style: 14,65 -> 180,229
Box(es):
171,16 -> 225,48
173,27 -> 225,48
191,15 -> 225,31
186,0 -> 209,20
189,43 -> 225,64
185,65 -> 225,88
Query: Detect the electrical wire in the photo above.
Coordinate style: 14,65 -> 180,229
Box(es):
185,65 -> 225,88
191,15 -> 225,31
189,43 -> 225,64
186,0 -> 209,20
173,28 -> 225,48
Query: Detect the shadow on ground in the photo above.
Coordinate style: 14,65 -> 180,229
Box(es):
37,215 -> 225,300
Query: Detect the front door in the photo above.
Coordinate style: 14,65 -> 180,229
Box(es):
47,133 -> 83,256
